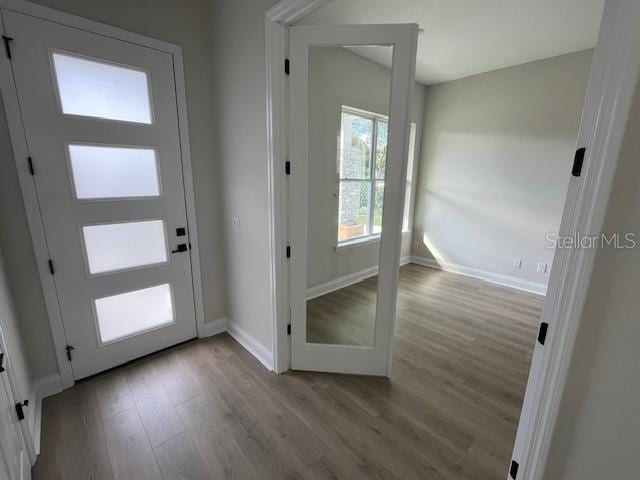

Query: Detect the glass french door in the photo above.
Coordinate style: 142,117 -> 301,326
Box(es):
289,24 -> 418,375
3,11 -> 197,379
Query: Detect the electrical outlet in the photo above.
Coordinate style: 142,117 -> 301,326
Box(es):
537,262 -> 548,273
232,218 -> 240,233
513,258 -> 522,269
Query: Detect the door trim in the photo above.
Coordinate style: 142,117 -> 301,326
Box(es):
265,0 -> 640,478
0,0 -> 206,389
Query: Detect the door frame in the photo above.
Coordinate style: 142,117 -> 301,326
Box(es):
264,0 -> 640,479
0,0 -> 207,390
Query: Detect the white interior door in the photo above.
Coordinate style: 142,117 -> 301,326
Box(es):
0,343 -> 28,480
2,11 -> 197,379
289,24 -> 418,375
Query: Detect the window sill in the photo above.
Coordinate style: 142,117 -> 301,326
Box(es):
336,230 -> 411,251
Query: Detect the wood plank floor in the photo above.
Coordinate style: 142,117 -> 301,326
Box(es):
33,264 -> 543,480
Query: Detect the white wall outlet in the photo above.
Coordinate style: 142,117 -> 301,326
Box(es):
232,218 -> 240,233
537,262 -> 548,273
513,258 -> 522,269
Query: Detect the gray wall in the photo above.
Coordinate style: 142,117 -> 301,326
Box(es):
0,0 -> 227,379
210,0 -> 280,351
543,75 -> 640,480
412,50 -> 593,288
307,46 -> 425,288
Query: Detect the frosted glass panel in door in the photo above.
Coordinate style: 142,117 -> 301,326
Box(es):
82,220 -> 167,274
95,284 -> 174,343
68,144 -> 160,199
52,52 -> 153,123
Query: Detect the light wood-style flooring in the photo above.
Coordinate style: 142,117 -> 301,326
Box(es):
33,264 -> 543,479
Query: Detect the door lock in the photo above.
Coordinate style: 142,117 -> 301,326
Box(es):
171,243 -> 188,253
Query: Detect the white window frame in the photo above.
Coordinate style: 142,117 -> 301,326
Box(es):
337,105 -> 415,249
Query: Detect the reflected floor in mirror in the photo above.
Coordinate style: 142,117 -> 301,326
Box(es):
307,275 -> 377,346
34,263 -> 543,480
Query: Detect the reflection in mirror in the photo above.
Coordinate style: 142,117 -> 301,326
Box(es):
306,45 -> 393,346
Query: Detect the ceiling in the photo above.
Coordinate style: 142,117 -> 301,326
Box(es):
296,0 -> 605,85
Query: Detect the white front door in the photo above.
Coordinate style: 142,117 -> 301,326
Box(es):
2,11 -> 197,379
289,24 -> 418,375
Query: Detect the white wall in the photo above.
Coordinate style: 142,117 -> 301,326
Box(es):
0,0 -> 228,380
210,0 -> 280,353
412,50 -> 593,292
543,73 -> 640,480
307,46 -> 425,289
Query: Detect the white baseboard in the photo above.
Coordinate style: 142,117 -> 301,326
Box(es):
200,317 -> 227,338
31,373 -> 62,456
307,255 -> 412,300
227,322 -> 273,371
410,256 -> 547,295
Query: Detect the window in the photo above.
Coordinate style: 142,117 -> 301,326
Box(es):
68,144 -> 160,200
337,106 -> 416,245
51,51 -> 153,124
403,123 -> 417,232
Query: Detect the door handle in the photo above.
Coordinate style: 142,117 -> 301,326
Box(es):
171,243 -> 188,254
15,399 -> 28,421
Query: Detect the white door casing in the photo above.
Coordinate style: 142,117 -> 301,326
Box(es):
288,24 -> 418,375
3,10 -> 197,380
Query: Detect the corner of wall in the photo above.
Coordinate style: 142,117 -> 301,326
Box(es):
30,373 -> 62,457
200,317 -> 228,338
226,320 -> 274,372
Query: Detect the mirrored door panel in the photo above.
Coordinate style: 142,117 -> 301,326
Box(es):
305,45 -> 393,347
289,23 -> 418,375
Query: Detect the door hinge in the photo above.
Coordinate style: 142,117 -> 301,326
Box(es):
572,147 -> 586,177
65,345 -> 74,362
287,324 -> 291,335
284,58 -> 290,75
15,400 -> 28,421
2,35 -> 13,60
285,160 -> 291,175
509,460 -> 519,479
286,245 -> 291,258
48,259 -> 55,275
537,322 -> 549,345
0,352 -> 5,372
27,156 -> 35,175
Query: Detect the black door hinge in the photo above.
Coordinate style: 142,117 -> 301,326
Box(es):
27,156 -> 35,175
0,352 -> 5,373
15,400 -> 28,421
287,324 -> 291,335
65,345 -> 74,362
286,245 -> 291,258
2,35 -> 13,60
572,147 -> 586,177
284,58 -> 290,75
48,259 -> 55,275
285,160 -> 291,175
537,322 -> 549,345
509,460 -> 519,479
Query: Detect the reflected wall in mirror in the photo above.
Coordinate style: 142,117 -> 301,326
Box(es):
305,45 -> 394,346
